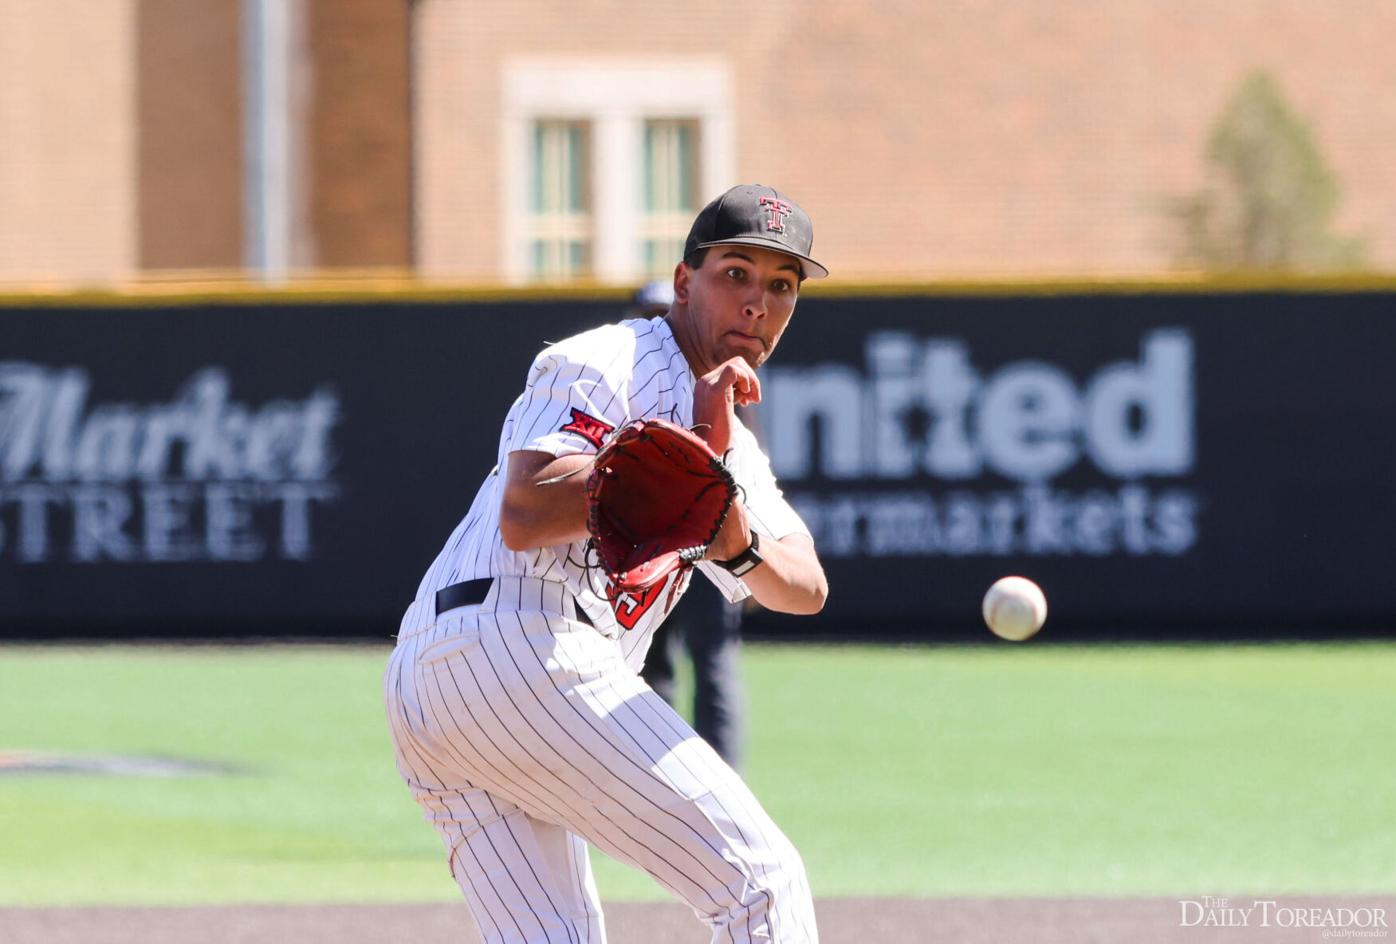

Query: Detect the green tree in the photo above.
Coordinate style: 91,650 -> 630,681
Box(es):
1172,70 -> 1365,271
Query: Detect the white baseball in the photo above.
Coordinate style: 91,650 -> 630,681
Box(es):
982,576 -> 1047,641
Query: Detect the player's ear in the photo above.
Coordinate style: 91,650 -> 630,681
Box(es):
673,262 -> 691,304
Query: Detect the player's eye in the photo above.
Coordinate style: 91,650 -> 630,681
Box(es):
771,278 -> 792,293
725,267 -> 746,281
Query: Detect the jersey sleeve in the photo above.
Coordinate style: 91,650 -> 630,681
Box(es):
725,421 -> 811,542
508,344 -> 630,457
695,560 -> 750,604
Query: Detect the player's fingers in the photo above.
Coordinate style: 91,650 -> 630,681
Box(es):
726,361 -> 761,406
721,358 -> 758,387
702,358 -> 761,407
742,371 -> 762,405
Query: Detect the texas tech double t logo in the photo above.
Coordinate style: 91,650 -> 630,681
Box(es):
759,196 -> 792,234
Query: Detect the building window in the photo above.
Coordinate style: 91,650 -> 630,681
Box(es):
528,120 -> 591,279
641,119 -> 700,277
501,61 -> 734,284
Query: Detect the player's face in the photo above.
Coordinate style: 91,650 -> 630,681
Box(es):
676,246 -> 802,372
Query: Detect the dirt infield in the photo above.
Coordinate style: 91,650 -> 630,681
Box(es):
5,897 -> 1391,943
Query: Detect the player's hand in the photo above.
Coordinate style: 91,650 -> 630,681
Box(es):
693,357 -> 760,455
706,496 -> 753,563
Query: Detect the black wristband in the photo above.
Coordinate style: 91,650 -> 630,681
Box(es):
715,530 -> 763,577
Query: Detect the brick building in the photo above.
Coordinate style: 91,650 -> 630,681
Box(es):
3,0 -> 1394,286
0,0 -> 409,284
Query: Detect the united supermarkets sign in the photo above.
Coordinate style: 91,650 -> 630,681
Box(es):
0,364 -> 340,564
762,329 -> 1199,558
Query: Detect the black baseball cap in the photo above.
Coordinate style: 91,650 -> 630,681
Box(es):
684,184 -> 829,280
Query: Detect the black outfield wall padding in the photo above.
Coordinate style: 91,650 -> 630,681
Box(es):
2,291 -> 1393,640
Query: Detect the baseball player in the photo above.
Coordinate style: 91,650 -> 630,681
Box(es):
385,184 -> 829,944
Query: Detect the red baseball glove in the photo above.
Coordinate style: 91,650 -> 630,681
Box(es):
586,418 -> 737,601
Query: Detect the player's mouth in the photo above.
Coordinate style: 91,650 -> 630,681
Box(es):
726,330 -> 768,352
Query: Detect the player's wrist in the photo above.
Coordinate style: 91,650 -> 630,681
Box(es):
714,529 -> 763,577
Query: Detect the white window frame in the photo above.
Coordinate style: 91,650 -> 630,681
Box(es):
502,59 -> 735,285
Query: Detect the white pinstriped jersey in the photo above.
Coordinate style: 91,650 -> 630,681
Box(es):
413,316 -> 809,668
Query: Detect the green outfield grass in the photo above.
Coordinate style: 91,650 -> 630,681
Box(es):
1,641 -> 1392,906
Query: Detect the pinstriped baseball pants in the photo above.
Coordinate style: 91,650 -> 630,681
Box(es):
384,577 -> 818,944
